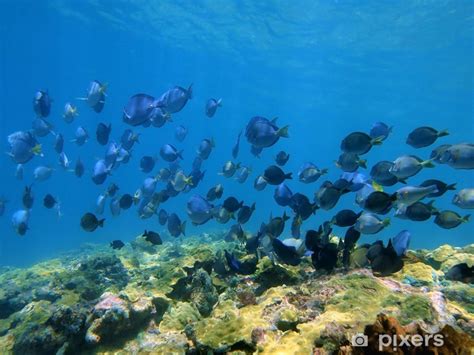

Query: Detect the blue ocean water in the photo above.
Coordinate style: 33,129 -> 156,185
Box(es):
0,1 -> 472,267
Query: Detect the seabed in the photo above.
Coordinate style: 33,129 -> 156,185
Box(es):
0,232 -> 472,354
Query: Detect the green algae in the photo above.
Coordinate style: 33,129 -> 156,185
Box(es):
399,295 -> 435,325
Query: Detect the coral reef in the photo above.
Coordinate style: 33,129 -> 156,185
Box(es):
0,236 -> 472,354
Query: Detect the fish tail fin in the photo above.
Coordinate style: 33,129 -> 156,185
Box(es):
98,219 -> 105,228
178,150 -> 184,160
31,144 -> 43,156
251,202 -> 256,211
210,137 -> 216,147
321,168 -> 329,175
358,159 -> 367,169
421,159 -> 435,168
283,211 -> 290,222
447,183 -> 457,191
217,98 -> 222,107
285,172 -> 293,180
235,162 -> 241,170
382,218 -> 390,227
371,181 -> 384,192
185,176 -> 194,186
277,125 -> 289,138
371,136 -> 384,146
437,129 -> 449,138
181,221 -> 187,235
462,214 -> 471,223
334,160 -> 341,168
187,84 -> 193,99
398,178 -> 407,184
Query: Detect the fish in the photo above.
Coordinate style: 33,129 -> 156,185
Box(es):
224,250 -> 254,275
214,206 -> 234,224
395,185 -> 438,206
403,200 -> 437,221
236,166 -> 252,183
289,193 -> 317,220
149,106 -> 172,127
315,181 -> 346,210
445,263 -> 474,283
54,133 -> 64,153
156,84 -> 193,114
140,156 -> 156,173
340,131 -> 383,155
310,240 -> 339,272
72,126 -> 89,146
158,209 -> 168,225
232,130 -> 242,159
370,160 -> 401,186
354,213 -> 390,234
367,239 -> 404,276
298,162 -> 327,184
335,153 -> 367,172
186,194 -> 215,225
104,142 -> 120,168
80,213 -> 105,232
331,209 -> 361,227
263,165 -> 292,185
223,196 -> 243,213
120,129 -> 140,150
207,184 -> 224,201
22,185 -> 34,209
342,226 -> 361,266
430,144 -> 452,163
122,93 -> 156,126
12,209 -> 30,236
363,191 -> 396,214
119,194 -> 133,210
96,193 -> 107,214
110,198 -> 121,216
174,125 -> 188,142
275,151 -> 290,166
197,138 -> 215,160
141,177 -> 159,197
142,230 -> 162,245
452,189 -> 474,209
253,175 -> 267,191
440,143 -> 474,169
57,152 -> 71,170
339,172 -> 369,191
110,240 -> 125,250
245,116 -> 289,149
33,90 -> 52,117
265,212 -> 290,238
272,238 -> 301,266
167,213 -> 186,237
15,164 -> 24,180
369,122 -> 392,141
205,98 -> 222,118
389,155 -> 435,180
160,144 -> 183,162
116,148 -> 131,164
418,179 -> 456,197
406,127 -> 449,148
7,130 -> 42,164
33,166 -> 54,182
237,203 -> 256,224
220,161 -> 241,178
434,211 -> 470,229
291,216 -> 302,238
187,168 -> 206,189
63,102 -> 78,123
74,158 -> 84,177
78,80 -> 107,112
224,223 -> 245,243
274,183 -> 293,207
92,159 -> 111,185
171,171 -> 193,192
106,183 -> 119,197
391,230 -> 411,256
96,123 -> 112,146
43,194 -> 57,209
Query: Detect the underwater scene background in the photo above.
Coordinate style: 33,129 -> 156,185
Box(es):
0,1 -> 473,354
0,0 -> 473,267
